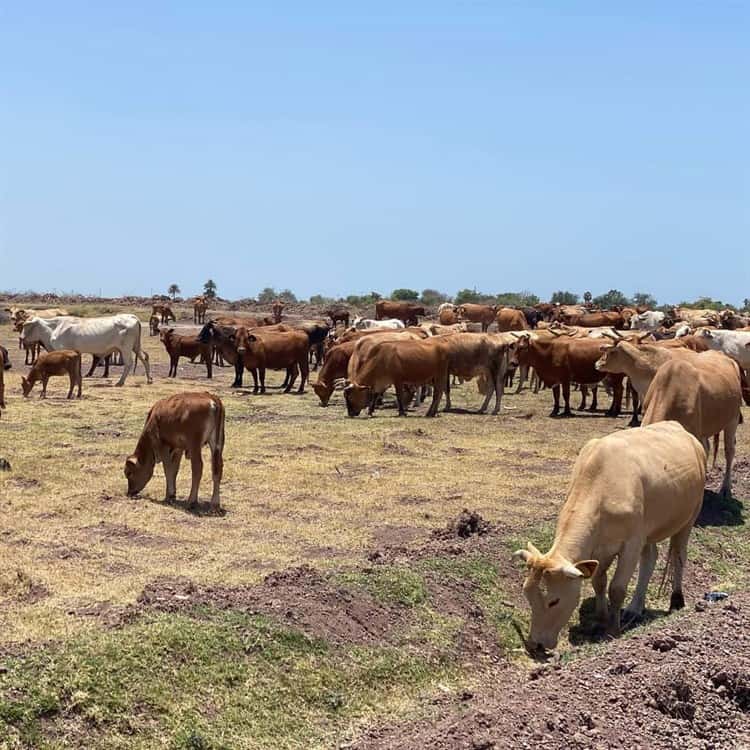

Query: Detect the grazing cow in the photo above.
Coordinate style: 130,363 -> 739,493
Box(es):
313,340 -> 356,406
193,297 -> 208,324
21,350 -> 82,399
233,327 -> 310,393
495,307 -> 529,332
642,354 -> 742,498
152,303 -> 176,325
515,422 -> 705,653
124,392 -> 225,510
149,314 -> 160,336
325,306 -> 350,328
630,311 -> 667,331
375,300 -> 425,326
510,334 -> 623,417
457,303 -> 497,332
160,328 -> 213,379
439,333 -> 512,414
272,299 -> 285,324
21,314 -> 151,386
695,328 -> 750,370
344,337 -> 448,417
351,317 -> 406,330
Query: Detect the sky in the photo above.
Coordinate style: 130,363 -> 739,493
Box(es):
1,2 -> 748,304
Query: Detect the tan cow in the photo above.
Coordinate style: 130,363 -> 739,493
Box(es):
457,303 -> 497,331
21,350 -> 82,399
271,299 -> 285,324
495,307 -> 529,332
124,392 -> 225,510
515,422 -> 705,653
642,353 -> 742,498
193,296 -> 208,324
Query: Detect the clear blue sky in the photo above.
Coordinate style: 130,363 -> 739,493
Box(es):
1,3 -> 747,304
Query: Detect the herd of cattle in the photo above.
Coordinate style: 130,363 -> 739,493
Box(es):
1,296 -> 749,655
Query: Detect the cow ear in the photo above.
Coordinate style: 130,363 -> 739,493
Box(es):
572,560 -> 598,579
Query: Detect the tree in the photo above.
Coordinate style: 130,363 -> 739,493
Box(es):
631,291 -> 658,309
203,279 -> 217,300
391,288 -> 419,301
551,291 -> 580,305
257,287 -> 277,304
278,288 -> 298,303
420,289 -> 449,307
167,283 -> 180,301
310,294 -> 335,306
593,289 -> 630,309
495,291 -> 540,308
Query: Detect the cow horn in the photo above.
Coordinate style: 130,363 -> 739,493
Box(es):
510,331 -> 521,339
611,328 -> 625,339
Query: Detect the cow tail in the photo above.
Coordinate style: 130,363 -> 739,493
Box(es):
658,540 -> 677,597
212,397 -> 225,477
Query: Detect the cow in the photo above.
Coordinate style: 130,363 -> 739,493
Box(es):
439,333 -> 512,414
438,305 -> 459,325
21,350 -> 82,399
515,421 -> 705,653
233,327 -> 310,393
193,297 -> 208,324
124,392 -> 225,510
642,354 -> 742,498
375,300 -> 425,326
272,299 -> 285,324
313,340 -> 356,406
149,314 -> 160,336
292,320 -> 332,371
534,302 -> 557,322
152,303 -> 176,325
668,307 -> 721,327
510,334 -> 623,417
213,315 -> 272,328
520,307 -> 542,329
695,328 -> 750,370
21,314 -> 151,386
495,308 -> 530,332
550,304 -> 587,324
351,317 -> 406,330
630,311 -> 667,330
421,322 -> 468,336
344,337 -> 448,417
457,303 -> 497,332
0,345 -> 9,413
325,306 -> 350,328
564,311 -> 626,329
160,328 -> 213,379
719,309 -> 750,330
6,307 -> 69,329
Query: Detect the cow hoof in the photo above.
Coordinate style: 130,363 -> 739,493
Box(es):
669,591 -> 685,611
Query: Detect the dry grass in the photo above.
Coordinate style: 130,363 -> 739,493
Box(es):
1,304 -> 748,747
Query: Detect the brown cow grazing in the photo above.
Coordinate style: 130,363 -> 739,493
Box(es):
193,297 -> 208,324
642,354 -> 742,498
124,392 -> 225,510
151,303 -> 176,325
234,327 -> 309,394
375,300 -> 425,326
511,333 -> 623,417
344,337 -> 448,417
21,350 -> 82,399
495,307 -> 530,332
149,314 -> 160,336
313,340 -> 356,406
272,299 -> 285,324
457,303 -> 497,332
160,328 -> 213,379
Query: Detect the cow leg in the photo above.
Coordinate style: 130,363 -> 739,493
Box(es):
232,359 -> 245,388
187,447 -> 203,508
720,416 -> 739,499
298,356 -> 309,394
259,367 -> 267,394
205,348 -> 212,379
169,354 -> 178,378
116,349 -> 132,386
209,441 -> 223,511
40,375 -> 48,398
578,385 -> 588,411
629,387 -> 641,427
163,449 -> 182,502
444,375 -> 452,411
561,381 -> 572,417
606,540 -> 641,637
426,379 -> 444,417
550,384 -> 561,416
515,363 -> 528,394
606,375 -> 623,417
284,365 -> 298,393
85,356 -> 99,378
395,385 -> 407,416
591,555 -> 614,626
103,354 -> 111,378
623,543 -> 658,623
667,523 -> 694,612
589,385 -> 598,412
67,372 -> 75,399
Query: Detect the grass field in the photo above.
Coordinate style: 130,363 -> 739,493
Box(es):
1,304 -> 748,749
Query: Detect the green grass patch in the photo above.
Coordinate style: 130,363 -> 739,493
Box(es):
335,566 -> 428,607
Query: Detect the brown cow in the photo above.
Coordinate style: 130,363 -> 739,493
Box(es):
438,306 -> 459,325
375,300 -> 425,325
565,311 -> 626,329
149,314 -> 160,336
160,328 -> 213,378
272,299 -> 285,324
457,303 -> 497,331
511,334 -> 623,417
495,308 -> 530,332
344,337 -> 448,417
642,354 -> 742,498
0,345 -> 9,412
152,303 -> 176,325
325,306 -> 350,328
124,392 -> 225,510
193,297 -> 208,324
234,327 -> 309,393
21,350 -> 82,399
313,340 -> 356,406
213,315 -> 272,328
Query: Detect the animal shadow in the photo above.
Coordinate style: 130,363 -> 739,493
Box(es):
695,489 -> 744,528
568,596 -> 670,646
160,498 -> 227,517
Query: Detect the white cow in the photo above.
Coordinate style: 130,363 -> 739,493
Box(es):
696,328 -> 750,369
350,317 -> 406,331
21,314 -> 151,386
629,311 -> 665,330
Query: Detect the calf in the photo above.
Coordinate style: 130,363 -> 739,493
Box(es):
124,392 -> 225,510
516,422 -> 705,652
160,328 -> 213,379
313,340 -> 356,406
21,350 -> 82,399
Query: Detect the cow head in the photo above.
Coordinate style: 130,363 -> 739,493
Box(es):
343,383 -> 370,416
514,542 -> 597,653
235,329 -> 257,354
313,379 -> 335,406
124,452 -> 156,496
508,332 -> 531,368
21,376 -> 34,397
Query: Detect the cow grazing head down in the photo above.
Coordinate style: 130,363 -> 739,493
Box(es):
343,383 -> 370,416
514,543 -> 598,653
124,451 -> 156,496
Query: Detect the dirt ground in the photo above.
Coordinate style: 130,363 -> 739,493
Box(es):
0,302 -> 748,749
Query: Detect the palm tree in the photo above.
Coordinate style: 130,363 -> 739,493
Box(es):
204,279 -> 217,300
168,283 -> 181,301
